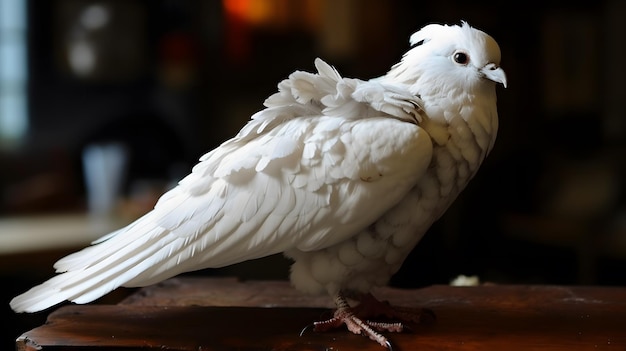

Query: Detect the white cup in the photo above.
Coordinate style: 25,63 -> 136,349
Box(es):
82,142 -> 128,217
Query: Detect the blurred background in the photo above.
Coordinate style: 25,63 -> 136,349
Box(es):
1,0 -> 625,348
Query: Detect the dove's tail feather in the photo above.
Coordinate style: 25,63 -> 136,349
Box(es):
10,63 -> 345,313
9,215 -> 178,313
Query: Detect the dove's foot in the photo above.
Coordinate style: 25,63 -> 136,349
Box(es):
313,293 -> 397,348
311,292 -> 435,348
350,292 -> 436,325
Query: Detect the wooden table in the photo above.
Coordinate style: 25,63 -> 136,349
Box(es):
15,277 -> 626,350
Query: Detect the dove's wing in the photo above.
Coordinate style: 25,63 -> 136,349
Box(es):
10,59 -> 433,313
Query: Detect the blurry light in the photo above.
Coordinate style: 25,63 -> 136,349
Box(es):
0,0 -> 28,145
223,0 -> 248,18
0,94 -> 27,140
69,41 -> 96,76
0,37 -> 26,82
221,0 -> 322,64
222,0 -> 277,26
0,0 -> 26,29
246,0 -> 272,24
80,4 -> 110,30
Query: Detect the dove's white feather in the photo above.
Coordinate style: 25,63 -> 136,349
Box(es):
288,22 -> 505,296
11,22 -> 505,313
11,57 -> 431,313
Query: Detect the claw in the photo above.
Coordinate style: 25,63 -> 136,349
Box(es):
305,291 -> 436,348
385,340 -> 394,350
299,323 -> 315,337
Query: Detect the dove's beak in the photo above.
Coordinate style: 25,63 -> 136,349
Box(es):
481,63 -> 507,88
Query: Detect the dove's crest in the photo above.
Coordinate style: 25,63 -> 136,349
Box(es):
409,21 -> 500,62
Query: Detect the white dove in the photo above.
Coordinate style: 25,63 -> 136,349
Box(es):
11,21 -> 506,347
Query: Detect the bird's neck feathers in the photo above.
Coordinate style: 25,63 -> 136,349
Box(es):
381,42 -> 499,154
384,57 -> 498,123
381,31 -> 500,132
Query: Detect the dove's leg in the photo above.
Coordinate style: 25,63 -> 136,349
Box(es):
312,292 -> 435,347
313,292 -> 399,347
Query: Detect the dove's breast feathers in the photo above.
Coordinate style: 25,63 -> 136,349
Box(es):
287,86 -> 497,297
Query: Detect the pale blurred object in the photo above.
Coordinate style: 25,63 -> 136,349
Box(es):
0,213 -> 131,256
82,142 -> 128,217
450,275 -> 481,287
56,0 -> 146,82
0,0 -> 28,146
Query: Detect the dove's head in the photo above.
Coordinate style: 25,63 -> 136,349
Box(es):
386,21 -> 506,97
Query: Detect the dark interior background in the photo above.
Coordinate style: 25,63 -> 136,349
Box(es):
2,0 -> 625,349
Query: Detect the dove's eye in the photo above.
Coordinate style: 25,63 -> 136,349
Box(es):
453,51 -> 470,65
